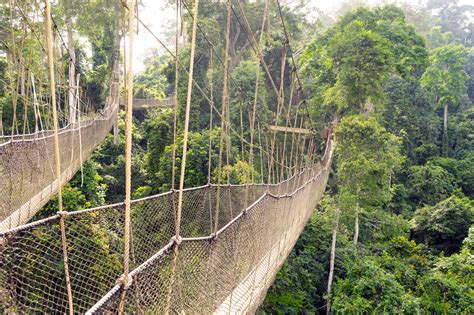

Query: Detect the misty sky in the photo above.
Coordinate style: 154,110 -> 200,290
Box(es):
131,0 -> 474,72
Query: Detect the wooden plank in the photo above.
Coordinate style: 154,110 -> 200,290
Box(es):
119,96 -> 175,109
266,125 -> 315,135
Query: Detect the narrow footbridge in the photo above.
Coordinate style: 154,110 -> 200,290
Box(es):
0,0 -> 335,313
119,96 -> 175,110
0,138 -> 333,314
0,101 -> 119,231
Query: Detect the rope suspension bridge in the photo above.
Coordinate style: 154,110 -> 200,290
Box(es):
0,0 -> 334,313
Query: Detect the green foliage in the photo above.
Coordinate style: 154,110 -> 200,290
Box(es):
2,218 -> 122,313
330,234 -> 474,314
462,226 -> 474,252
382,77 -> 440,164
134,54 -> 168,99
421,44 -> 468,108
70,161 -> 107,207
332,257 -> 420,313
143,109 -> 174,182
411,193 -> 474,254
407,163 -> 457,206
93,112 -> 148,203
220,160 -> 261,185
60,0 -> 121,108
429,153 -> 474,198
302,5 -> 428,117
156,129 -> 223,192
6,1 -> 471,312
325,20 -> 393,111
260,199 -> 351,313
450,107 -> 474,159
37,185 -> 89,219
335,115 -> 403,209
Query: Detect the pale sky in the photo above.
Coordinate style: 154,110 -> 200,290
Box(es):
132,0 -> 474,72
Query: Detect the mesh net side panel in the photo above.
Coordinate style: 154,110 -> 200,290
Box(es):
0,143 -> 334,313
0,105 -> 118,231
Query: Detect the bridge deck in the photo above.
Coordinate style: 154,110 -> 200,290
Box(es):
215,205 -> 306,314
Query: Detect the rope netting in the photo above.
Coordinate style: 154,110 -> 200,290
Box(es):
0,139 -> 333,314
0,0 -> 122,231
0,0 -> 335,313
0,94 -> 119,231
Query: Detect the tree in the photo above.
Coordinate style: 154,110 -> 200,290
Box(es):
382,77 -> 440,164
421,44 -> 469,156
335,115 -> 403,245
407,162 -> 457,206
429,154 -> 474,198
325,19 -> 393,112
332,255 -> 420,313
427,0 -> 474,47
143,108 -> 174,183
411,193 -> 474,254
134,53 -> 168,99
302,5 -> 428,119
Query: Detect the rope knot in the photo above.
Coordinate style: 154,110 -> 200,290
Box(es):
171,235 -> 182,246
116,274 -> 133,289
210,233 -> 217,241
57,211 -> 69,218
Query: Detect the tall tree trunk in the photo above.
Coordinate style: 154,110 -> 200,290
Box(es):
442,102 -> 449,156
110,15 -> 121,145
353,186 -> 360,246
326,209 -> 340,315
353,208 -> 359,246
67,21 -> 76,124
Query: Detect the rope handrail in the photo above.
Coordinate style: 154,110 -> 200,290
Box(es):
0,134 -> 334,313
0,103 -> 117,146
0,1 -> 334,313
0,159 -> 323,238
84,138 -> 334,314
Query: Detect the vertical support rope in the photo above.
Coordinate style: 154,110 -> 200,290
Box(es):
239,93 -> 245,161
176,0 -> 199,239
249,0 -> 268,185
280,70 -> 295,183
76,74 -> 84,187
257,122 -> 265,182
207,47 -> 214,185
45,1 -> 74,314
268,45 -> 287,184
214,0 -> 232,233
171,0 -> 180,190
165,1 -> 199,313
208,47 -> 214,233
120,0 -> 135,312
8,0 -> 19,136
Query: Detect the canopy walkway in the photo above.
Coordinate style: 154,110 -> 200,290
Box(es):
0,0 -> 335,313
0,101 -> 119,231
0,138 -> 333,314
119,96 -> 175,110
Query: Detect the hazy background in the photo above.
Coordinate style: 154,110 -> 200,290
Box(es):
132,0 -> 474,71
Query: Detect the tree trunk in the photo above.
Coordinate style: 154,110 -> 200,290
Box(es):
111,12 -> 122,146
326,209 -> 340,315
442,102 -> 449,156
67,21 -> 76,124
353,209 -> 359,246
